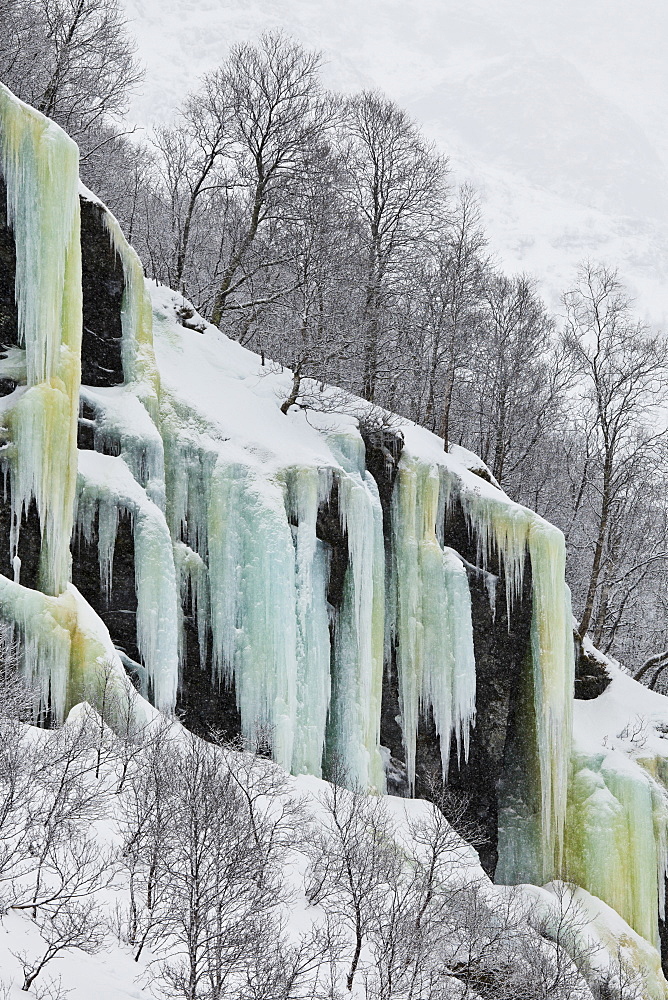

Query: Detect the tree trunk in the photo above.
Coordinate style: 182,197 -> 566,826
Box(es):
578,457 -> 612,638
281,365 -> 302,414
346,912 -> 363,990
211,175 -> 265,327
438,358 -> 456,450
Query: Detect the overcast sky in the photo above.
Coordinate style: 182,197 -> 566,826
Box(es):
122,0 -> 668,324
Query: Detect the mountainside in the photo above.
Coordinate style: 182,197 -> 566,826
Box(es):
121,0 -> 668,324
3,80 -> 668,998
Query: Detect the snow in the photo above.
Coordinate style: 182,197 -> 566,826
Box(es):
5,77 -> 668,996
0,712 -> 665,999
79,386 -> 166,507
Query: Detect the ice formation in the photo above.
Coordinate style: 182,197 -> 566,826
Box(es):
559,662 -> 668,950
325,431 -> 386,790
0,83 -> 81,598
0,82 -> 574,810
5,83 -> 668,991
455,480 -> 575,886
389,455 -> 476,788
75,449 -> 178,712
565,747 -> 668,948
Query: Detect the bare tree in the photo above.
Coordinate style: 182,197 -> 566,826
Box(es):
342,91 -> 447,402
305,777 -> 400,991
207,32 -> 334,327
563,263 -> 668,641
13,896 -> 106,992
120,731 -> 292,998
251,144 -> 364,412
0,0 -> 142,143
406,185 -> 487,443
149,85 -> 232,295
458,271 -> 571,489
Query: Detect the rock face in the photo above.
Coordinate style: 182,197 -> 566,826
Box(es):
0,176 -> 18,374
362,427 -> 533,872
79,197 -> 125,387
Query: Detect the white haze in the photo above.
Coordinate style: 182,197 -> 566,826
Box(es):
121,0 -> 668,326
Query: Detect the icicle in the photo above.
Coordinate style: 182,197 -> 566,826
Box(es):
0,575 -> 74,719
208,453 -> 299,769
456,486 -> 528,620
80,386 -> 166,508
162,428 -> 216,560
284,467 -> 332,777
173,541 -> 209,670
444,547 -> 477,765
390,456 -> 476,789
161,427 -> 218,690
326,433 -> 386,792
529,527 -> 574,881
100,210 -> 158,392
76,451 -> 179,712
0,84 -> 82,596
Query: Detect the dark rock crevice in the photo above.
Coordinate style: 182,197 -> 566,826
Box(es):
175,580 -> 242,742
80,196 -> 126,387
0,176 -> 19,353
574,641 -> 612,700
71,508 -> 140,665
316,477 -> 348,612
0,487 -> 43,593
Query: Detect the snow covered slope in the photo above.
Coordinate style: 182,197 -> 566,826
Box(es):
0,712 -> 666,1000
121,0 -> 668,324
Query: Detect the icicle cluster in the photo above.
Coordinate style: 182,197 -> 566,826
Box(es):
389,456 -> 476,789
326,432 -> 386,790
457,482 -> 574,885
0,83 -> 81,597
157,415 -> 388,789
75,450 -> 178,712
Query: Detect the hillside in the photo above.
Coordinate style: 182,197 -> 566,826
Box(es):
3,72 -> 668,999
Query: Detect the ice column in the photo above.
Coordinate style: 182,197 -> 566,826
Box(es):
565,750 -> 668,948
0,84 -> 82,596
326,432 -> 386,792
390,456 -> 476,789
285,466 -> 332,777
207,453 -> 299,770
100,206 -> 161,419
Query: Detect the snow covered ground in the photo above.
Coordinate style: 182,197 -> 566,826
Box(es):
0,703 -> 666,1000
121,0 -> 668,325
